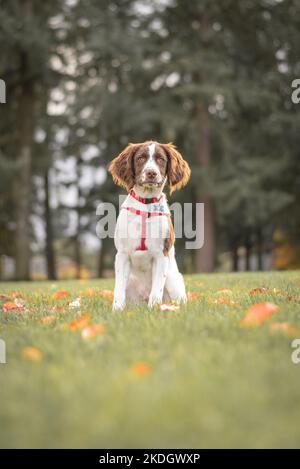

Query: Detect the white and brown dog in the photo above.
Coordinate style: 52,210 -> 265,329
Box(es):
109,141 -> 191,310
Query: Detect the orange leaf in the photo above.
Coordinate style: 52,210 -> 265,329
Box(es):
241,302 -> 279,327
69,315 -> 91,331
52,290 -> 70,300
269,322 -> 299,336
187,291 -> 201,301
41,315 -> 56,325
3,301 -> 25,313
131,361 -> 151,376
217,288 -> 232,294
0,293 -> 9,299
10,291 -> 24,299
213,297 -> 240,305
81,324 -> 105,340
51,305 -> 66,312
22,347 -> 43,362
249,287 -> 269,295
99,290 -> 114,298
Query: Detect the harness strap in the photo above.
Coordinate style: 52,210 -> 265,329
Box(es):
122,206 -> 170,251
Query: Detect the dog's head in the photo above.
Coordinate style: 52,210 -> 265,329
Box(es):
109,141 -> 190,194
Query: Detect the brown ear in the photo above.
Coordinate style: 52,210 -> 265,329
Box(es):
163,143 -> 191,194
108,143 -> 140,192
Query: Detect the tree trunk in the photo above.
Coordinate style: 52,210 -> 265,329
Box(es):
245,241 -> 251,271
232,245 -> 239,272
257,228 -> 263,271
74,155 -> 82,279
195,101 -> 215,273
14,54 -> 35,280
97,240 -> 106,278
44,170 -> 57,280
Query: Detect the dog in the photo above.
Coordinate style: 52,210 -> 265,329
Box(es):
109,141 -> 191,310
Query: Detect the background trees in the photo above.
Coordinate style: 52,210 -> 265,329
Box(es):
0,0 -> 299,280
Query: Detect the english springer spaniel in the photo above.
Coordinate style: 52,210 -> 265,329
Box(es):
109,141 -> 191,310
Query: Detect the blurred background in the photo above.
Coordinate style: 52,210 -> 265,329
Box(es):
0,0 -> 299,281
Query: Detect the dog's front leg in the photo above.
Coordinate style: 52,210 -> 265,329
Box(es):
113,251 -> 130,311
148,253 -> 169,308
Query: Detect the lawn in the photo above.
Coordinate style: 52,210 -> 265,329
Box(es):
1,271 -> 300,449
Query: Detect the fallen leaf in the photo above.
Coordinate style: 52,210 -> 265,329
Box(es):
212,297 -> 240,305
51,305 -> 66,312
52,290 -> 70,300
41,315 -> 56,325
10,291 -> 24,299
269,322 -> 299,336
81,324 -> 105,340
69,315 -> 91,331
241,302 -> 279,327
160,303 -> 180,311
187,291 -> 201,301
69,297 -> 81,309
99,290 -> 114,298
249,287 -> 269,295
0,294 -> 9,299
217,288 -> 232,295
22,347 -> 43,362
131,361 -> 151,376
3,300 -> 25,313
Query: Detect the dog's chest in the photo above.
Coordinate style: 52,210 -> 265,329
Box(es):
115,206 -> 169,253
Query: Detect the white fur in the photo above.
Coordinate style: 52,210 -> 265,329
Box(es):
140,143 -> 162,184
113,186 -> 187,310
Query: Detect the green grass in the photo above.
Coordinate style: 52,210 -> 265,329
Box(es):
1,271 -> 300,448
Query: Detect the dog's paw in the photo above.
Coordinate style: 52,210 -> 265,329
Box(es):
112,299 -> 126,311
148,294 -> 162,309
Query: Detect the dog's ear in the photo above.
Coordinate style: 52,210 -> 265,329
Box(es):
163,143 -> 191,194
109,143 -> 140,192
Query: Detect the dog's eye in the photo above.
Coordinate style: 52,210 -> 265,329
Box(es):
138,155 -> 146,161
157,156 -> 166,162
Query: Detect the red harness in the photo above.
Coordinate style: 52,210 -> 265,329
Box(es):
123,190 -> 170,251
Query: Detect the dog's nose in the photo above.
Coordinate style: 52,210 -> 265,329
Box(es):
146,170 -> 157,180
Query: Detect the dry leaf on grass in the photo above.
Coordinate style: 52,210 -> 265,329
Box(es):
241,302 -> 279,327
131,361 -> 151,376
99,290 -> 114,298
217,288 -> 233,295
22,347 -> 43,362
81,324 -> 105,340
3,300 -> 26,313
41,315 -> 56,325
69,315 -> 91,330
187,292 -> 201,301
249,287 -> 270,295
0,294 -> 10,299
212,297 -> 240,305
52,290 -> 70,300
269,322 -> 298,336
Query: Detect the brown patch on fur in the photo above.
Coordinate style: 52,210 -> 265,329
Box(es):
163,216 -> 175,256
162,143 -> 191,194
108,143 -> 141,192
